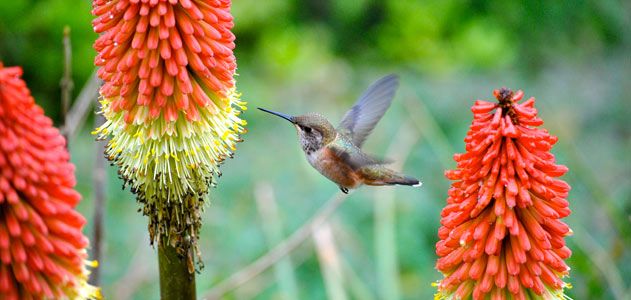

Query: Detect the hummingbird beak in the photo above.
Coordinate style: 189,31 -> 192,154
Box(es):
258,107 -> 295,123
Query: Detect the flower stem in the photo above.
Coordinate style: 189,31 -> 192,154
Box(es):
159,244 -> 196,300
60,25 -> 73,142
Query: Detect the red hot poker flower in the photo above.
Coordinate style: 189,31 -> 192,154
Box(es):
0,64 -> 99,299
435,88 -> 572,299
91,0 -> 246,271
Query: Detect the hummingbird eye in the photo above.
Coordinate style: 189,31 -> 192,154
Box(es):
303,126 -> 312,133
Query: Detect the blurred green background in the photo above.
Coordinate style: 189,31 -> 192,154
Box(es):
1,0 -> 630,299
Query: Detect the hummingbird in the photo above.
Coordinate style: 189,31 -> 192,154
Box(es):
258,74 -> 421,194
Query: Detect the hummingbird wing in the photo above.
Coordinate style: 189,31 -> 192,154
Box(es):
338,74 -> 399,148
328,143 -> 388,170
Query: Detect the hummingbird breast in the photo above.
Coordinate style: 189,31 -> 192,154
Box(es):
307,147 -> 362,189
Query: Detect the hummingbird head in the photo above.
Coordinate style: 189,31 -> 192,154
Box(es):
258,108 -> 335,154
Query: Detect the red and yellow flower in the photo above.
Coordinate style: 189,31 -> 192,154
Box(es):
0,63 -> 99,299
435,88 -> 572,299
91,0 -> 245,269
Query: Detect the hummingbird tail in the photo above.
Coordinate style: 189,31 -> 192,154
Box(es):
388,175 -> 422,187
360,166 -> 421,187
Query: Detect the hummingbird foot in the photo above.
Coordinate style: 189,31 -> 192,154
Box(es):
339,186 -> 349,194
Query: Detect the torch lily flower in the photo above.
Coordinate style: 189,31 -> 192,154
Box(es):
0,63 -> 100,299
435,88 -> 572,299
91,0 -> 246,269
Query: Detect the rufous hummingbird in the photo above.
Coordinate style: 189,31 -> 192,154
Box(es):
258,74 -> 421,193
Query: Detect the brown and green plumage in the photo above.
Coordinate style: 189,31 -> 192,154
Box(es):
259,74 -> 421,193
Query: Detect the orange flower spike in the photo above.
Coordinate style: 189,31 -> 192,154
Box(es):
0,63 -> 100,299
92,0 -> 246,271
435,88 -> 573,300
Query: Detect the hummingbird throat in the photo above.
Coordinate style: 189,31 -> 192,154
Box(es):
298,127 -> 324,155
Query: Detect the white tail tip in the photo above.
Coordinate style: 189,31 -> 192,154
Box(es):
413,181 -> 423,187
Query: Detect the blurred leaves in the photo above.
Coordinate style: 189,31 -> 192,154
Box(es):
0,0 -> 95,121
0,0 -> 629,299
258,24 -> 335,78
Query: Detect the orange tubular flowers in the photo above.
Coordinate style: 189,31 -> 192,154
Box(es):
91,0 -> 245,270
435,88 -> 572,299
0,64 -> 99,299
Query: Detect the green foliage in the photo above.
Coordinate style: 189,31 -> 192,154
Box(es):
0,0 -> 95,121
1,0 -> 630,299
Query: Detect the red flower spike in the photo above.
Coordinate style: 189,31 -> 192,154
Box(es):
435,88 -> 572,299
0,63 -> 99,299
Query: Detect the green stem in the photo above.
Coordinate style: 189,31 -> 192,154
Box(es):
159,244 -> 196,300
